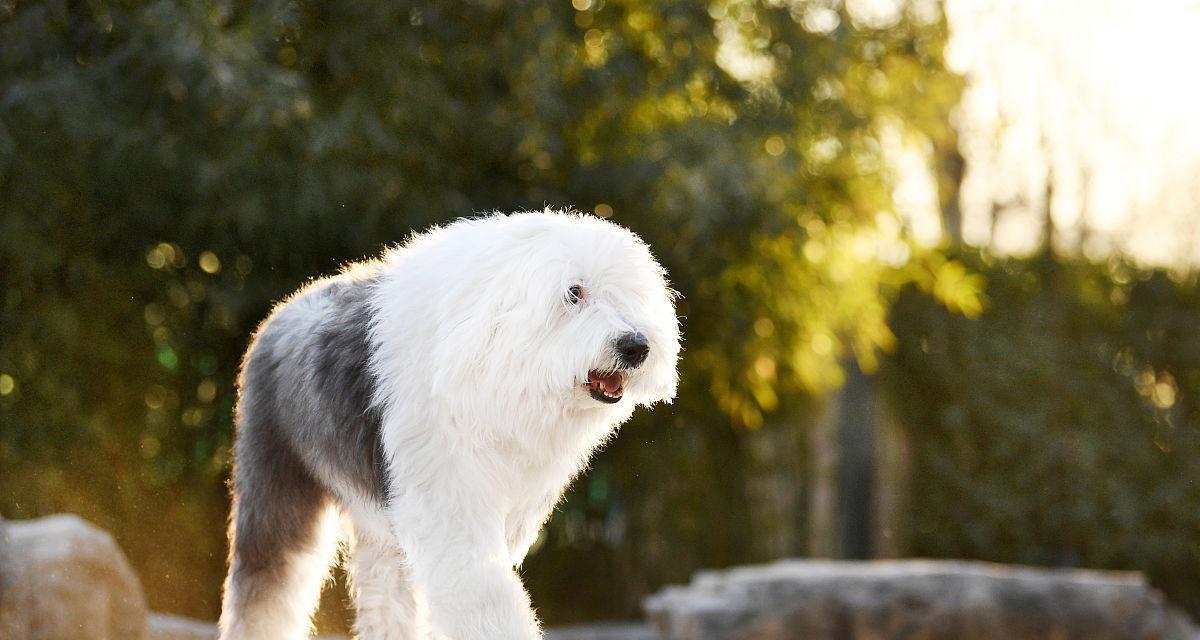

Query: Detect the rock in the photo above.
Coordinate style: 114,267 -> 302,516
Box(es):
0,514 -> 148,640
148,613 -> 219,640
643,559 -> 1200,640
545,621 -> 657,640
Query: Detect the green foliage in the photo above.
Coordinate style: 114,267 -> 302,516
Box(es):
2,0 -> 967,627
884,253 -> 1200,614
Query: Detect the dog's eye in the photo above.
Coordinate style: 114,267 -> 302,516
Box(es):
567,285 -> 585,304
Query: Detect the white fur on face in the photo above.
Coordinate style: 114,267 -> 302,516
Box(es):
371,210 -> 680,435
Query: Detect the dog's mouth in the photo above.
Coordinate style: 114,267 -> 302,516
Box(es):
585,370 -> 625,404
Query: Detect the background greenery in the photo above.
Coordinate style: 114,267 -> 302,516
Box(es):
1,0 -> 1196,631
886,253 -> 1200,615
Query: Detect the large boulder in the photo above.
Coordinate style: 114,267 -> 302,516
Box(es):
0,514 -> 148,640
644,559 -> 1199,640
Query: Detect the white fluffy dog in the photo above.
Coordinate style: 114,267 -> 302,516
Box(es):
218,210 -> 680,640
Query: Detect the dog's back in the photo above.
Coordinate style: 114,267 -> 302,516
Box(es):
220,265 -> 389,639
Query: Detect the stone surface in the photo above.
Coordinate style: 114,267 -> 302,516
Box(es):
0,514 -> 148,640
644,559 -> 1200,640
148,614 -> 220,640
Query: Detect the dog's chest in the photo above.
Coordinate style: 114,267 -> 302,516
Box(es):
496,437 -> 594,537
502,445 -> 582,510
491,412 -> 622,558
502,461 -> 580,554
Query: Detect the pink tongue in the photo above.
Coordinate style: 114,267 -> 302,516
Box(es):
599,374 -> 622,393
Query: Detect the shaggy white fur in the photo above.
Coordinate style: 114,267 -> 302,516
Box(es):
218,210 -> 680,640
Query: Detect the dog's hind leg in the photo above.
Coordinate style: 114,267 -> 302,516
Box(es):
218,440 -> 341,640
345,528 -> 426,640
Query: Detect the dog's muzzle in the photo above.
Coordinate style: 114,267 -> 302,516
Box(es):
585,332 -> 650,404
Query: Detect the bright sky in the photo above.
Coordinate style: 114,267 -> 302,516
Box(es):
943,0 -> 1200,265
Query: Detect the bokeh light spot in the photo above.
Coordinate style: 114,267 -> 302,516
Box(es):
157,346 -> 179,371
753,356 -> 777,381
146,246 -> 166,269
199,251 -> 221,274
140,436 -> 161,459
144,304 -> 165,326
197,380 -> 218,403
144,385 -> 167,409
811,333 -> 833,355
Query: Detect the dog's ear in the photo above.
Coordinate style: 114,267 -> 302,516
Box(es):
428,298 -> 501,402
430,287 -> 553,403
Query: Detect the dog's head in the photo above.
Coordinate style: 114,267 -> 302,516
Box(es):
427,210 -> 680,416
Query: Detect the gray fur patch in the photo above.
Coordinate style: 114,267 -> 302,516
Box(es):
224,330 -> 333,611
309,276 -> 389,501
254,264 -> 388,505
225,262 -> 389,589
230,261 -> 388,525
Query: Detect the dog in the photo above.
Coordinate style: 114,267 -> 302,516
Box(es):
218,210 -> 680,639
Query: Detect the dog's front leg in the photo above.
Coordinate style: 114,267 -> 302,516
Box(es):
388,474 -> 541,640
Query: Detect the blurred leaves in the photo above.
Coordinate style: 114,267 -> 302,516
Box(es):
885,254 -> 1200,614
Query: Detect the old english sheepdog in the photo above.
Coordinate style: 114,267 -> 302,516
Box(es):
218,210 -> 681,640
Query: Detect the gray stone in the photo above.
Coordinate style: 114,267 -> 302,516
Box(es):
644,559 -> 1200,640
147,613 -> 220,640
0,514 -> 148,640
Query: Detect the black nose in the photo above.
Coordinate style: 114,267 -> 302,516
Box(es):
615,332 -> 650,368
